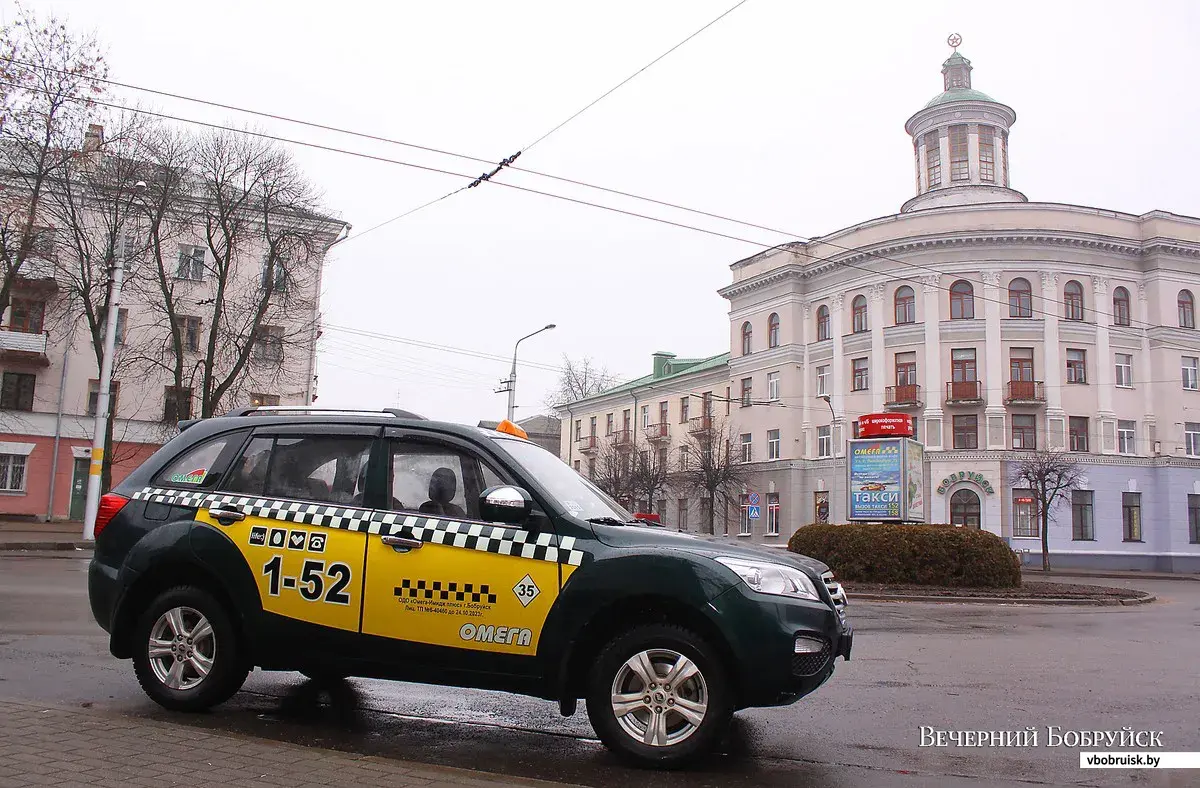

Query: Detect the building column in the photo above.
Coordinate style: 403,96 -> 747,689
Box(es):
922,275 -> 944,449
1041,272 -> 1067,450
938,131 -> 951,189
967,124 -> 981,184
831,293 -> 846,457
1138,284 -> 1157,453
870,284 -> 886,412
800,302 -> 812,459
982,271 -> 1006,449
1093,275 -> 1116,418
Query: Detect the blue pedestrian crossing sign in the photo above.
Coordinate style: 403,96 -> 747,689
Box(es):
747,505 -> 761,519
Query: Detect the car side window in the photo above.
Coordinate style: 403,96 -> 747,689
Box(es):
223,435 -> 372,507
388,441 -> 506,521
155,436 -> 231,488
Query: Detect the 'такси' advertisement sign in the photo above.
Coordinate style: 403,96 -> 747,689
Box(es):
848,439 -> 904,520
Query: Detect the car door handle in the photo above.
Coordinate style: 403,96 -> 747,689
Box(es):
381,535 -> 423,553
208,506 -> 245,525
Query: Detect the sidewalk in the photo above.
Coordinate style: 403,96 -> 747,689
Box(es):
1022,567 -> 1200,582
0,520 -> 92,552
0,698 -> 577,788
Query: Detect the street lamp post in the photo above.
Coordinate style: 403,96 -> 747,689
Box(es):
506,324 -> 555,422
83,181 -> 145,540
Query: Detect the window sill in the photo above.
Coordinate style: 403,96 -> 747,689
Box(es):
736,533 -> 752,538
1071,538 -> 1096,542
1115,385 -> 1134,390
1123,540 -> 1145,544
763,532 -> 780,538
0,490 -> 28,496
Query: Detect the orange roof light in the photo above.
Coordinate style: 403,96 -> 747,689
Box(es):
495,419 -> 529,439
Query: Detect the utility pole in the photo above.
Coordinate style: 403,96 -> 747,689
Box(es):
499,323 -> 555,422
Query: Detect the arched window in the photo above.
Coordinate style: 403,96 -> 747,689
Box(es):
950,280 -> 975,320
894,286 -> 915,324
768,312 -> 780,348
1008,278 -> 1032,318
950,489 -> 981,529
741,321 -> 753,355
816,305 -> 830,341
851,295 -> 868,333
1112,287 -> 1131,327
1063,280 -> 1084,321
1180,290 -> 1195,329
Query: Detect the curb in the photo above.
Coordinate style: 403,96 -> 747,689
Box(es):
1022,570 -> 1200,583
0,541 -> 93,551
850,592 -> 1157,606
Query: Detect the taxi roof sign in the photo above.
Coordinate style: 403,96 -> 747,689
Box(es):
495,419 -> 529,439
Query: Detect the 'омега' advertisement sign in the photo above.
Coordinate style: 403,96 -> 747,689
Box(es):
848,438 -> 924,521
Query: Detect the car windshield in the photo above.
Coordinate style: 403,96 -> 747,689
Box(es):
492,436 -> 633,522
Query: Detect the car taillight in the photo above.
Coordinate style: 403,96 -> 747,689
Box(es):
94,493 -> 130,539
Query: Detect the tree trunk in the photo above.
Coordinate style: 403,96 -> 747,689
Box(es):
706,498 -> 715,535
1041,510 -> 1051,572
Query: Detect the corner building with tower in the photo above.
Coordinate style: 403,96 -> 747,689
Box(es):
559,45 -> 1200,571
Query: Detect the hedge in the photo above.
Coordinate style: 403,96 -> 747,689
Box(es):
788,523 -> 1021,588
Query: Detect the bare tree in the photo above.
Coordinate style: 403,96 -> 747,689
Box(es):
546,355 -> 617,409
591,434 -> 634,509
629,438 -> 675,517
1013,449 -> 1083,572
0,7 -> 108,321
676,414 -> 750,535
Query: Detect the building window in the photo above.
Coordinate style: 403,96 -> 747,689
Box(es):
1186,423 -> 1200,457
1180,290 -> 1196,329
0,453 -> 26,492
261,257 -> 288,292
740,377 -> 753,407
8,297 -> 45,333
623,409 -> 631,431
950,489 -> 981,528
1068,416 -> 1089,452
953,415 -> 978,449
1117,420 -> 1136,455
175,244 -> 206,280
679,398 -> 689,423
816,305 -> 830,341
589,416 -> 597,436
1122,492 -> 1142,542
767,371 -> 779,401
163,386 -> 193,422
741,321 -> 753,355
605,414 -> 614,435
894,285 -> 915,324
951,348 -> 977,382
852,357 -> 869,391
1189,495 -> 1200,544
1008,278 -> 1032,318
573,460 -> 580,473
978,125 -> 995,182
87,380 -> 121,418
1115,353 -> 1133,388
1072,490 -> 1094,541
767,429 -> 781,460
678,446 -> 689,469
1012,414 -> 1037,449
176,315 -> 201,352
895,351 -> 917,385
112,308 -> 128,347
1012,491 -> 1038,537
739,433 -> 752,463
852,295 -> 868,333
1,372 -> 35,411
677,499 -> 688,532
1066,349 -> 1087,384
1010,347 -> 1034,382
768,312 -> 780,348
574,419 -> 581,441
817,425 -> 832,458
1184,356 -> 1199,391
641,404 -> 650,428
253,325 -> 284,362
725,386 -> 731,415
250,393 -> 280,407
816,365 -> 829,397
1112,287 -> 1131,326
739,494 -> 752,535
948,124 -> 969,181
587,458 -> 596,478
658,401 -> 668,425
925,131 -> 941,187
950,280 -> 975,319
1063,280 -> 1084,321
1001,130 -> 1009,185
767,492 -> 780,536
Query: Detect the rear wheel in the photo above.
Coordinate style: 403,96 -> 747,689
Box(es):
132,586 -> 248,712
585,624 -> 732,769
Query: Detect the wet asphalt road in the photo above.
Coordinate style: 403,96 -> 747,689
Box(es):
1,556 -> 1197,788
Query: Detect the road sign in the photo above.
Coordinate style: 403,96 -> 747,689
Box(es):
747,505 -> 761,519
748,492 -> 760,506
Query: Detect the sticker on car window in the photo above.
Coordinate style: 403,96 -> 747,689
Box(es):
169,467 -> 207,484
562,500 -> 583,514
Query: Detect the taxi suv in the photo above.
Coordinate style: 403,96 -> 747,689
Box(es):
88,407 -> 851,768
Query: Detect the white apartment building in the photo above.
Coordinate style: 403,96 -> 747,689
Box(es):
560,47 -> 1200,571
0,127 -> 348,521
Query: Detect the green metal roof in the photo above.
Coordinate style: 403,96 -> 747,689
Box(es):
586,352 -> 730,400
924,87 -> 999,108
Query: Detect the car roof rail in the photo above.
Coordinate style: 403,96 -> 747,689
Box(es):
223,405 -> 426,420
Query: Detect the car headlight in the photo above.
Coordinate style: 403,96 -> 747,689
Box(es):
715,556 -> 821,601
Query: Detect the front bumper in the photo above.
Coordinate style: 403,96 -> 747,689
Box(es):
709,581 -> 852,708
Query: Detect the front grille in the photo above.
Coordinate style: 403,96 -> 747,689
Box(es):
821,571 -> 847,617
792,640 -> 832,676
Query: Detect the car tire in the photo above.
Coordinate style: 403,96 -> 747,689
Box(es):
131,586 -> 248,712
585,623 -> 732,769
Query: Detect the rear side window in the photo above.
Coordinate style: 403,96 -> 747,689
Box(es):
156,437 -> 231,487
223,435 -> 372,507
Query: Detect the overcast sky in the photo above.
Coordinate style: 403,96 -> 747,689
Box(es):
12,0 -> 1200,424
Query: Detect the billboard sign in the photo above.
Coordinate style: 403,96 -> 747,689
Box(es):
857,413 -> 916,438
848,439 -> 904,520
905,439 -> 925,522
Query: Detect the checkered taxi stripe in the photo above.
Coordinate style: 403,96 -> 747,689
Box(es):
396,579 -> 497,604
131,487 -> 587,566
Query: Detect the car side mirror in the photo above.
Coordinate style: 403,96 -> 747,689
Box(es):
479,485 -> 533,526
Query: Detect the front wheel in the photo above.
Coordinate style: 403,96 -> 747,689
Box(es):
585,624 -> 732,769
131,586 -> 248,712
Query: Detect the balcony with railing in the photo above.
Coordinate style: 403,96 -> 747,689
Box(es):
688,415 -> 714,434
645,422 -> 671,443
945,380 -> 983,405
613,428 -> 633,450
0,328 -> 50,367
1005,380 -> 1046,405
885,384 -> 923,409
577,434 -> 599,453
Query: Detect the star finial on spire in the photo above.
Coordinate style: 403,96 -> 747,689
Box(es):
947,33 -> 962,51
